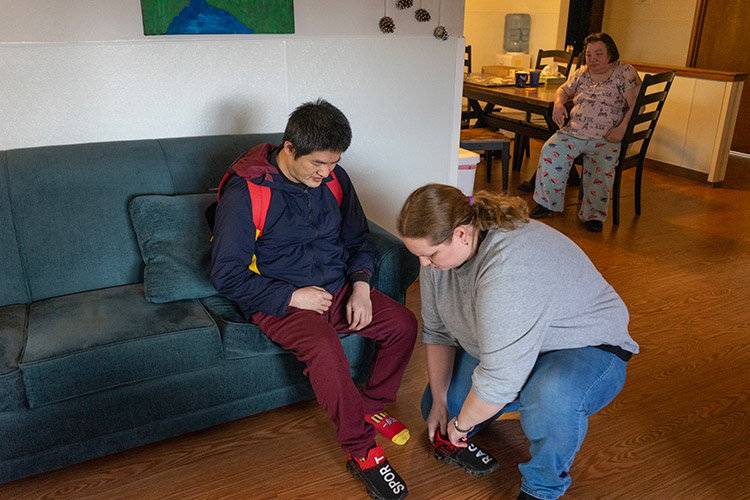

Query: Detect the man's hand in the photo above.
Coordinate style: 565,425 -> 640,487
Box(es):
289,286 -> 332,314
346,281 -> 372,331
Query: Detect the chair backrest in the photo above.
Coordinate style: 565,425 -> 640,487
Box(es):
535,49 -> 574,77
465,45 -> 472,74
574,50 -> 585,71
618,70 -> 676,171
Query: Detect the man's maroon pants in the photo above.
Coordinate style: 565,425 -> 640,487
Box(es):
252,283 -> 417,458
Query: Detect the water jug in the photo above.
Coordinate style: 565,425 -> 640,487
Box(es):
503,13 -> 531,53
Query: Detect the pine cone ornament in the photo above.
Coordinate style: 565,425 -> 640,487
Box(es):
414,8 -> 431,22
434,25 -> 449,40
396,0 -> 413,9
379,16 -> 395,34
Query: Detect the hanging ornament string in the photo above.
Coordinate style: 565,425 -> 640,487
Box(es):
380,0 -> 395,33
434,0 -> 448,40
415,0 -> 430,22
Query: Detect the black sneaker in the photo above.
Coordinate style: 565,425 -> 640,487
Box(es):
529,204 -> 552,219
347,445 -> 408,500
433,433 -> 499,477
584,220 -> 603,232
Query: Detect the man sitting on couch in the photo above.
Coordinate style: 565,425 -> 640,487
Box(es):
210,99 -> 417,500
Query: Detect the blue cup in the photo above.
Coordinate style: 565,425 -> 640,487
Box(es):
515,72 -> 528,88
528,70 -> 541,88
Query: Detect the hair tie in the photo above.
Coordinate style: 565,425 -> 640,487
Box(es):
468,196 -> 474,206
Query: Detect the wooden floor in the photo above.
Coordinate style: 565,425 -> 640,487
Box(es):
3,144 -> 750,499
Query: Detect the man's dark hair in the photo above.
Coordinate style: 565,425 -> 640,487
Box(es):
282,99 -> 352,158
583,32 -> 619,63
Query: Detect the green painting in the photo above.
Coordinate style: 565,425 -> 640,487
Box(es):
141,0 -> 294,35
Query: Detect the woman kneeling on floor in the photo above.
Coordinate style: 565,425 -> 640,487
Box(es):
397,184 -> 638,499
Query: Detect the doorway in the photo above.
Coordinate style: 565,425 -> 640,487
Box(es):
688,0 -> 750,154
565,0 -> 604,56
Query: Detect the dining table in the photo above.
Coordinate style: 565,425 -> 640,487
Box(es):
463,81 -> 567,190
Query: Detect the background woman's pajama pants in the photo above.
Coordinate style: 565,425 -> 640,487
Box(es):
533,132 -> 621,222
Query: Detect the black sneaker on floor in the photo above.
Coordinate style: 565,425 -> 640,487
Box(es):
347,445 -> 408,500
584,220 -> 603,232
433,434 -> 499,477
529,204 -> 552,219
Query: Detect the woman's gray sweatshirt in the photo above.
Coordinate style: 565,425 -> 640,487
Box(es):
420,220 -> 639,408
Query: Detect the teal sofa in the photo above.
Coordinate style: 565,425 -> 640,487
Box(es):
0,134 -> 419,483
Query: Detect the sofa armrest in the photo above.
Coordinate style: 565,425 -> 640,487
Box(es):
367,221 -> 420,305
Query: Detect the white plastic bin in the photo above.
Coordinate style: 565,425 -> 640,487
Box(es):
457,148 -> 480,196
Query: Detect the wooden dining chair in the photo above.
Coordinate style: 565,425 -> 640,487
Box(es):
462,45 -> 475,128
605,70 -> 676,225
535,49 -> 575,77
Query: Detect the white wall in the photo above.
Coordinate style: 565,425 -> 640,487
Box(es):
0,0 -> 466,233
464,0 -> 569,72
602,0 -> 697,66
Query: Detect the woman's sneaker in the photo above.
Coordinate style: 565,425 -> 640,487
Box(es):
433,434 -> 499,477
346,445 -> 408,500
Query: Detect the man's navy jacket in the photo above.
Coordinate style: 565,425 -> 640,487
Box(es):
210,144 -> 374,319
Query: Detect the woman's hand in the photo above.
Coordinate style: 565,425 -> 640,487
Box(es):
551,86 -> 571,129
604,123 -> 626,143
426,400 -> 450,444
552,101 -> 569,129
447,417 -> 470,448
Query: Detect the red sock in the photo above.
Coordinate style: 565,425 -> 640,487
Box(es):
365,412 -> 410,445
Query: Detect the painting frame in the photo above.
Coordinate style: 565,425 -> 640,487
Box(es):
140,0 -> 295,36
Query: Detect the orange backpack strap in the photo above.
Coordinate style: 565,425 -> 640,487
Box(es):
327,171 -> 343,206
216,172 -> 231,203
243,181 -> 271,275
246,181 -> 272,238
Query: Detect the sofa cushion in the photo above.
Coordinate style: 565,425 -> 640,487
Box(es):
20,284 -> 222,408
6,140 -> 174,302
0,304 -> 27,411
129,193 -> 217,303
199,295 -> 374,381
159,133 -> 283,194
0,152 -> 29,307
200,295 -> 284,359
0,304 -> 26,376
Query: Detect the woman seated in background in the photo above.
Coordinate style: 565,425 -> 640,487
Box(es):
397,184 -> 638,500
530,32 -> 641,232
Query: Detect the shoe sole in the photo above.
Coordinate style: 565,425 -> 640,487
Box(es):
529,209 -> 553,219
434,452 -> 499,477
347,462 -> 408,500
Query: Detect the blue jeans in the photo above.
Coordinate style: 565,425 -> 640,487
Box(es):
421,346 -> 627,500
